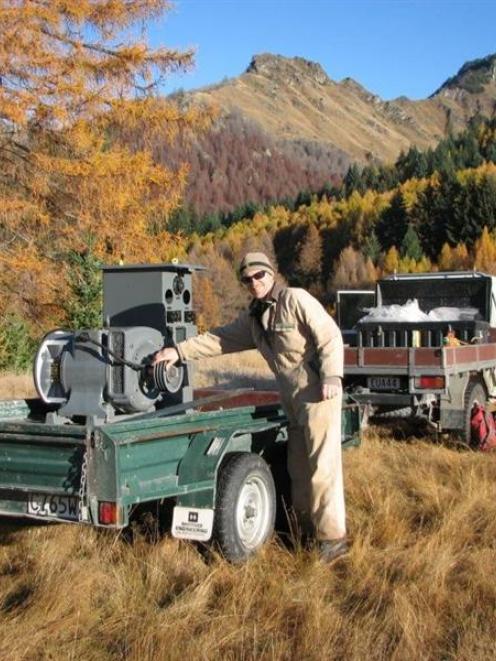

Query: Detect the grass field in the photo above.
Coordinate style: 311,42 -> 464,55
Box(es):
0,359 -> 495,660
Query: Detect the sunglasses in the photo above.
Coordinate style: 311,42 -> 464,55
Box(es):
241,270 -> 267,285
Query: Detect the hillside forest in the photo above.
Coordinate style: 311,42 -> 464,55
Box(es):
1,2 -> 496,371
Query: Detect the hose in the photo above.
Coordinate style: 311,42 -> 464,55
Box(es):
75,332 -> 145,371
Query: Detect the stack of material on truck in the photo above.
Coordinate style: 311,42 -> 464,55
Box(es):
355,274 -> 493,348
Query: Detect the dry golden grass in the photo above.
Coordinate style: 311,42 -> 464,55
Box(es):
1,364 -> 496,659
0,371 -> 36,399
192,350 -> 276,389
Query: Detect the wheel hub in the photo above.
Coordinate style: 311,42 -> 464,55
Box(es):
236,476 -> 271,549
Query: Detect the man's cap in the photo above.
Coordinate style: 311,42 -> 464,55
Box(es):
239,252 -> 276,276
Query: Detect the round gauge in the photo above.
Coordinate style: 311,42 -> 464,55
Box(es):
172,275 -> 185,296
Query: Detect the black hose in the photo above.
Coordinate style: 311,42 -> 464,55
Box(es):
75,333 -> 145,371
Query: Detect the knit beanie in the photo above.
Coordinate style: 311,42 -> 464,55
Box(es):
238,251 -> 275,276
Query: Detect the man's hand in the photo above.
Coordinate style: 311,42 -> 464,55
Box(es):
152,347 -> 180,366
321,379 -> 342,401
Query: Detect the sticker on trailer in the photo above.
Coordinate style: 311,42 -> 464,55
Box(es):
172,506 -> 214,541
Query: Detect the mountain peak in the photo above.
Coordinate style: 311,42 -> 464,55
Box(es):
433,52 -> 496,96
245,53 -> 330,86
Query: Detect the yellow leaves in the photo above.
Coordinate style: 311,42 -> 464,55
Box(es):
0,243 -> 68,326
0,1 -> 209,329
438,242 -> 471,271
457,162 -> 496,185
383,246 -> 400,274
332,246 -> 377,289
474,227 -> 496,274
396,255 -> 432,274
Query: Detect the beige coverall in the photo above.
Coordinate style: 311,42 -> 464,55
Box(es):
176,283 -> 346,541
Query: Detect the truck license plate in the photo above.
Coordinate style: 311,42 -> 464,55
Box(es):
27,494 -> 79,521
368,376 -> 401,390
172,506 -> 214,541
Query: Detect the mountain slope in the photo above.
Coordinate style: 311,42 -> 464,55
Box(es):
166,53 -> 496,216
193,53 -> 496,163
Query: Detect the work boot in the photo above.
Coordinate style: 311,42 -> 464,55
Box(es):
318,538 -> 348,563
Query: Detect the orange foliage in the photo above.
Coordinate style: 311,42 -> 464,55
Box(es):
0,1 -> 211,329
474,227 -> 496,274
383,246 -> 400,274
193,276 -> 222,332
331,246 -> 377,290
437,242 -> 471,271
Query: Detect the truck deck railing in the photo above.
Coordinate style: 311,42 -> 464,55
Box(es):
345,342 -> 496,375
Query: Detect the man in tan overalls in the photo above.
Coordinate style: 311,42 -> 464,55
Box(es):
153,252 -> 347,561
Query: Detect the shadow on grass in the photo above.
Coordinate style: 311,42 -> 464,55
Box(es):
0,515 -> 52,545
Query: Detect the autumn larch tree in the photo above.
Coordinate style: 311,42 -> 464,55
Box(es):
0,0 -> 211,329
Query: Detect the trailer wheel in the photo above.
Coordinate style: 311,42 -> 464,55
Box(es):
214,453 -> 276,563
463,381 -> 487,448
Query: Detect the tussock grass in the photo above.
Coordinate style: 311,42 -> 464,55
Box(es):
192,350 -> 276,390
0,372 -> 36,399
1,367 -> 496,659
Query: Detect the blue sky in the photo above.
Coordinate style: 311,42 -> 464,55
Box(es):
152,0 -> 496,101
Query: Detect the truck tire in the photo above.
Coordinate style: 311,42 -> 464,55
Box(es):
463,380 -> 487,448
213,452 -> 276,563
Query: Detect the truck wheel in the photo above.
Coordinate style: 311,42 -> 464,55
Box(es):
463,381 -> 487,448
214,453 -> 276,563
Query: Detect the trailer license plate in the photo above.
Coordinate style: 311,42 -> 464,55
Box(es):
172,506 -> 214,541
368,376 -> 401,390
27,494 -> 79,521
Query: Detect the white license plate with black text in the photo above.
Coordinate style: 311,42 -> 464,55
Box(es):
172,506 -> 214,541
367,376 -> 401,390
27,494 -> 79,521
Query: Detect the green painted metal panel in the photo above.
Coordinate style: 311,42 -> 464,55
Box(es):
0,396 -> 361,524
0,498 -> 32,517
0,439 -> 85,494
101,404 -> 285,444
342,402 -> 362,449
115,434 -> 190,503
0,400 -> 31,420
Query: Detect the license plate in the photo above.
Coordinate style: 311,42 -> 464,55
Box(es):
172,506 -> 214,541
367,376 -> 401,390
27,494 -> 79,521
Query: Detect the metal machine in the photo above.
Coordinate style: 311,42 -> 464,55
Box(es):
0,261 -> 361,562
33,263 -> 201,423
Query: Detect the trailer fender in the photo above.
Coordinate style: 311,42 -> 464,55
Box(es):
176,423 -> 282,509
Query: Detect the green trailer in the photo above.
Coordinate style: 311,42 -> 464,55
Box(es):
0,263 -> 361,561
0,393 -> 360,562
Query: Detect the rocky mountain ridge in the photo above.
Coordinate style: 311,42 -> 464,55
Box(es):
165,52 -> 496,216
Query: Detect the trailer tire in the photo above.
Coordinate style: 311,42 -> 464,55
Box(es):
463,380 -> 487,448
214,452 -> 276,563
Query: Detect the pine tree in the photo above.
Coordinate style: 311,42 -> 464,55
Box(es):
343,164 -> 364,198
448,173 -> 496,246
64,240 -> 103,329
363,230 -> 382,264
396,146 -> 429,180
412,176 -> 455,258
401,225 -> 424,261
376,190 -> 409,251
